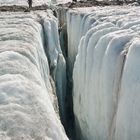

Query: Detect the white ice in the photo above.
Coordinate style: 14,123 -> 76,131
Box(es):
0,0 -> 72,7
40,10 -> 67,123
0,0 -> 28,6
69,6 -> 140,140
0,11 -> 68,140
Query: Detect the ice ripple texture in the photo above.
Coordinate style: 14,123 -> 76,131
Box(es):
70,6 -> 140,140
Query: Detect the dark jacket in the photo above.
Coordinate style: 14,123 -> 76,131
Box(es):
28,0 -> 32,8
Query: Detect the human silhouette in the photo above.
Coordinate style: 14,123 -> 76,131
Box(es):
28,0 -> 32,9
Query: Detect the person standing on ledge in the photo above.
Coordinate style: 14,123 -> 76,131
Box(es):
28,0 -> 32,9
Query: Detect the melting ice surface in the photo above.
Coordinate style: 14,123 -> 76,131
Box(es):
68,6 -> 140,140
0,11 -> 68,140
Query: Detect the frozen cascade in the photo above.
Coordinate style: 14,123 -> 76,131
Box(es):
0,11 -> 68,140
67,6 -> 140,140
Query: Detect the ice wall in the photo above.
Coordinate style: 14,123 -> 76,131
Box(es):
37,11 -> 67,125
69,6 -> 140,140
0,11 -> 68,140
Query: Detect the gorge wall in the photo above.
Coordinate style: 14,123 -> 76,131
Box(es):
1,0 -> 140,140
66,6 -> 140,140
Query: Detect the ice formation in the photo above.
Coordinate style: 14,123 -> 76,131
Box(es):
69,6 -> 140,140
0,11 -> 68,140
41,11 -> 67,124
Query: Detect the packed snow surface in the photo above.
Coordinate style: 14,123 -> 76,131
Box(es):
32,0 -> 51,6
0,0 -> 72,6
32,0 -> 72,5
0,0 -> 28,6
0,11 -> 68,140
69,6 -> 140,140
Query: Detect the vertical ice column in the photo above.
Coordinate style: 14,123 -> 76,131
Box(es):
67,10 -> 85,75
73,18 -> 138,140
114,39 -> 140,140
42,12 -> 67,125
0,0 -> 28,6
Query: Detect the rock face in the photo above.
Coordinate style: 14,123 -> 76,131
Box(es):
68,6 -> 140,140
0,11 -> 68,140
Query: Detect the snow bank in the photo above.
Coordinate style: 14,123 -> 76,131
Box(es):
69,6 -> 140,140
0,11 -> 68,140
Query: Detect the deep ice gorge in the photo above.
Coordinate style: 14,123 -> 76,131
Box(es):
1,1 -> 140,140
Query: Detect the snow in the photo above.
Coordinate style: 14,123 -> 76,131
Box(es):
32,0 -> 51,6
0,11 -> 68,140
70,6 -> 140,140
58,0 -> 72,3
0,0 -> 72,7
0,0 -> 28,6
